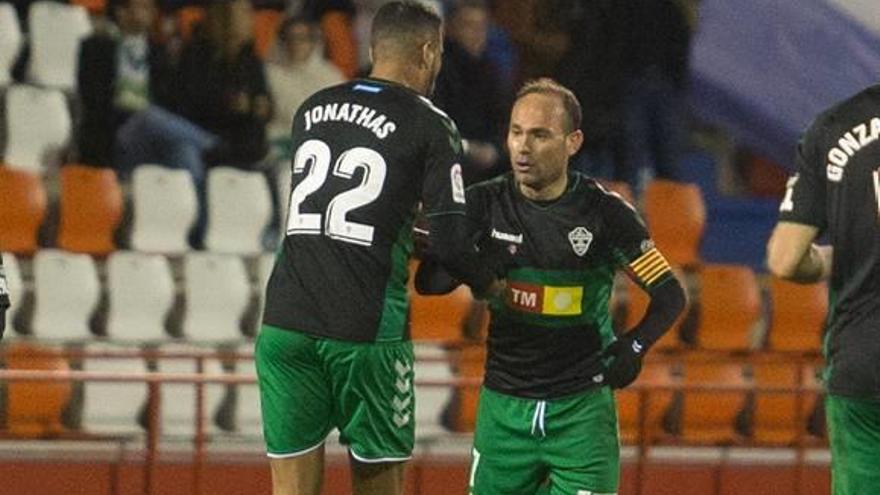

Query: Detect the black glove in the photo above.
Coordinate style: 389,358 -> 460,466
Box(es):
602,335 -> 645,389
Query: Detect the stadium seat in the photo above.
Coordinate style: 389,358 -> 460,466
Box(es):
204,167 -> 272,255
2,341 -> 72,437
253,9 -> 283,59
57,165 -> 123,256
449,344 -> 485,433
644,180 -> 706,268
1,252 -> 24,337
749,360 -> 818,445
175,6 -> 205,40
80,342 -> 149,434
70,0 -> 106,15
615,361 -> 676,444
677,358 -> 748,444
251,252 -> 276,334
32,249 -> 100,342
130,165 -> 198,254
106,251 -> 175,343
414,343 -> 454,439
155,343 -> 226,437
695,264 -> 762,351
232,342 -> 261,437
768,278 -> 828,352
182,253 -> 250,343
0,167 -> 47,254
408,260 -> 486,343
27,1 -> 92,89
0,3 -> 23,86
3,84 -> 72,173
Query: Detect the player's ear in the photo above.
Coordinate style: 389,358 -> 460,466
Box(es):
420,39 -> 439,69
566,129 -> 584,157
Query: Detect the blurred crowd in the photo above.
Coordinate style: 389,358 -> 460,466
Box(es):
5,0 -> 700,247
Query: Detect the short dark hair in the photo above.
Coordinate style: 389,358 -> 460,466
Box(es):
371,1 -> 442,54
277,14 -> 319,43
516,78 -> 582,133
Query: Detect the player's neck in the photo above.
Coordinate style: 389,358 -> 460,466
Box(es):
369,63 -> 427,96
518,174 -> 568,202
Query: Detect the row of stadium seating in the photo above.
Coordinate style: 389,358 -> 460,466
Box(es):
0,340 -> 826,448
1,248 -> 827,354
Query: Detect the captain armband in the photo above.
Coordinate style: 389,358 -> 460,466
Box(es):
627,247 -> 673,289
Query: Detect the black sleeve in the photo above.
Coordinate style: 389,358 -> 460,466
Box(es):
603,193 -> 685,346
416,180 -> 499,296
778,119 -> 827,231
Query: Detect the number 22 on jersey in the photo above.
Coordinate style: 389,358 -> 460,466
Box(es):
287,139 -> 387,246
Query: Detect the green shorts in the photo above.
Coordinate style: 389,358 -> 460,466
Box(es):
826,394 -> 880,495
255,324 -> 415,462
469,386 -> 619,495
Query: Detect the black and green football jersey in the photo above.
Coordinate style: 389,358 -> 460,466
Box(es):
468,172 -> 674,399
779,84 -> 880,399
262,78 -> 468,343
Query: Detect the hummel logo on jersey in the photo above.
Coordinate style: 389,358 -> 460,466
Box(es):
490,228 -> 523,244
568,227 -> 593,257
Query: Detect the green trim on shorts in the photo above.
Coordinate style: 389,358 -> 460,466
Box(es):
256,324 -> 415,459
826,394 -> 880,495
470,386 -> 619,494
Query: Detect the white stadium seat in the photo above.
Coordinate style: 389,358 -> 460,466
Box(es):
205,167 -> 273,254
106,251 -> 175,343
0,4 -> 23,86
1,252 -> 23,337
414,344 -> 454,439
81,342 -> 149,435
32,249 -> 100,342
130,165 -> 198,254
4,84 -> 72,172
27,1 -> 92,89
155,342 -> 226,437
182,253 -> 250,343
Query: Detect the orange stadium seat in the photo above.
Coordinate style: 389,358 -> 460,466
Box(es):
253,9 -> 283,60
2,342 -> 72,438
57,164 -> 123,256
176,6 -> 205,41
616,362 -> 676,444
677,357 -> 748,445
643,180 -> 706,268
696,264 -> 762,352
768,278 -> 828,353
749,361 -> 818,445
70,0 -> 106,14
408,260 -> 488,343
0,166 -> 48,254
320,11 -> 358,78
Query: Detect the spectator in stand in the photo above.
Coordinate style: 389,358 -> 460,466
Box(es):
433,0 -> 510,184
176,0 -> 272,170
285,0 -> 358,78
266,15 -> 344,145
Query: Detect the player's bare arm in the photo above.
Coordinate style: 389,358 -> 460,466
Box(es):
766,221 -> 832,283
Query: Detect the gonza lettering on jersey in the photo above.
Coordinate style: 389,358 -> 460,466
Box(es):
826,117 -> 880,182
304,102 -> 398,139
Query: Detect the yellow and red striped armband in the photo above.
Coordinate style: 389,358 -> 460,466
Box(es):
628,247 -> 672,288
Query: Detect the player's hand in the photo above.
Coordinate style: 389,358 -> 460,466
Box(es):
602,335 -> 645,389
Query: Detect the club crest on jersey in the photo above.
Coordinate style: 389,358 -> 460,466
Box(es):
450,164 -> 465,204
568,227 -> 593,257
